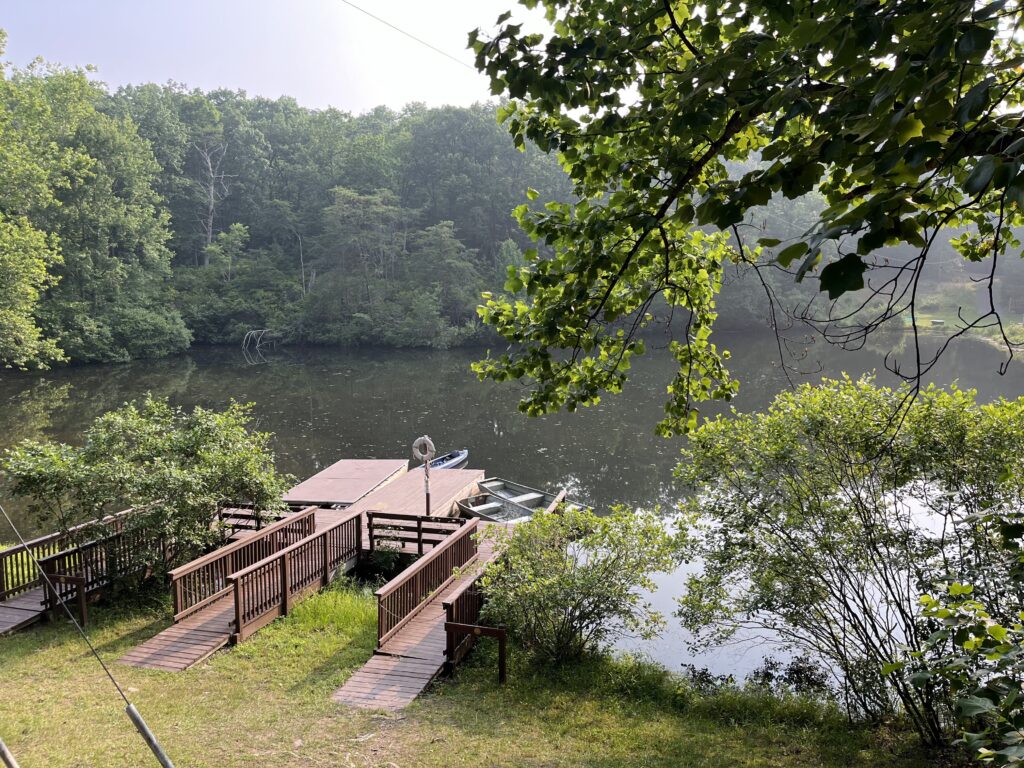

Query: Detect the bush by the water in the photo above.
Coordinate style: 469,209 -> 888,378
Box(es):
1,395 -> 291,575
677,377 -> 1024,756
479,505 -> 679,663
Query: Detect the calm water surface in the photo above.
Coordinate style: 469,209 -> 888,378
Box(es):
2,330 -> 1022,672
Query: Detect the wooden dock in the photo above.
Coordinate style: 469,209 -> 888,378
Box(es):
283,458 -> 408,507
6,457 -> 507,710
118,466 -> 484,671
332,521 -> 502,710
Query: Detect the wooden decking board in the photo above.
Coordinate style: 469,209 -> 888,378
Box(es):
0,586 -> 47,636
284,459 -> 409,507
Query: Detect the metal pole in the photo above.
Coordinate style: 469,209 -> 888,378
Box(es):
424,459 -> 431,516
0,737 -> 21,768
125,704 -> 176,768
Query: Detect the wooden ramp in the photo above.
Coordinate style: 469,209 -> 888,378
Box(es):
0,587 -> 47,636
332,523 -> 501,710
119,598 -> 234,671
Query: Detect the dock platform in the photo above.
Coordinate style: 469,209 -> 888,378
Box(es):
118,466 -> 484,671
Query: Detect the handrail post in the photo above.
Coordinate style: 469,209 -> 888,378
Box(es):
367,512 -> 375,553
231,576 -> 243,640
417,518 -> 423,556
281,552 -> 291,616
321,533 -> 329,587
172,576 -> 182,619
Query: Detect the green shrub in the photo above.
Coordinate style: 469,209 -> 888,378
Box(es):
479,505 -> 680,663
1,395 -> 292,575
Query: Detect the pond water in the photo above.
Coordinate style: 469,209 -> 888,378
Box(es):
1,329 -> 1022,673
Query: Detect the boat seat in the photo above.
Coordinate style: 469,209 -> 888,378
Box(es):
470,502 -> 504,514
509,492 -> 543,505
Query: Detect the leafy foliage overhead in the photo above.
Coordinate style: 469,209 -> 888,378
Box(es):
472,0 -> 1024,434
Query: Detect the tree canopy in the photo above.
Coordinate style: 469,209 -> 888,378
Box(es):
472,0 -> 1024,434
0,33 -> 573,368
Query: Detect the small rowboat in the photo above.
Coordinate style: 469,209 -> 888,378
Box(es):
426,448 -> 469,470
429,448 -> 469,470
457,477 -> 568,523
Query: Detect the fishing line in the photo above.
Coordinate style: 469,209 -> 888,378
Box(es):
336,0 -> 477,71
0,502 -> 175,768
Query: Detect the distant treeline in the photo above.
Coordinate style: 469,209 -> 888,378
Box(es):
4,42 -> 1016,369
1,49 -> 570,365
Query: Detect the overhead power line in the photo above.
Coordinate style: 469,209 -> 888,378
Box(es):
336,0 -> 476,71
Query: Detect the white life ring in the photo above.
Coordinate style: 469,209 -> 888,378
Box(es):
412,435 -> 435,462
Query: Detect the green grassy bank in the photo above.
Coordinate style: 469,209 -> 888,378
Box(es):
0,580 -> 934,768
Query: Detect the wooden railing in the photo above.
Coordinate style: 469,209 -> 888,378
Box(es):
0,509 -> 134,601
376,518 -> 479,646
228,509 -> 362,642
442,576 -> 485,668
367,511 -> 468,556
169,507 -> 318,622
38,525 -> 157,622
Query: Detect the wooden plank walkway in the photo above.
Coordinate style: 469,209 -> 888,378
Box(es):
317,468 -> 484,551
117,467 -> 484,671
0,587 -> 46,636
332,528 -> 500,710
119,597 -> 235,671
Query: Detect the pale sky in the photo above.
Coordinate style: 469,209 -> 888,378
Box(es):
1,0 -> 535,113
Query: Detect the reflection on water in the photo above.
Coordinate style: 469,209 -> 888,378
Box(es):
1,330 -> 1022,671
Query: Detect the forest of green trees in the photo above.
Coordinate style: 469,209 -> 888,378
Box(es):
6,29 -> 1024,372
0,35 -> 571,366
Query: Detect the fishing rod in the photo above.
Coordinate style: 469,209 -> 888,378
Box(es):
0,502 -> 176,768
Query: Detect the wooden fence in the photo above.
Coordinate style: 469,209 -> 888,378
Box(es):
169,507 -> 317,622
228,509 -> 362,642
0,509 -> 134,601
37,525 -> 156,622
366,511 -> 468,556
376,518 -> 479,646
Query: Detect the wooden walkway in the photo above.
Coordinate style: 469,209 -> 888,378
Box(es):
332,524 -> 501,710
120,598 -> 234,671
117,467 -> 484,671
0,587 -> 47,636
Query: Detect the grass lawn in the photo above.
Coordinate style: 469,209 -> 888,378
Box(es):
0,580 -> 936,768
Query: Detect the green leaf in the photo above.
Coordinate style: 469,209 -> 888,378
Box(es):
958,695 -> 997,717
776,242 -> 808,267
964,156 -> 998,196
819,254 -> 867,299
956,26 -> 997,61
955,78 -> 993,127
